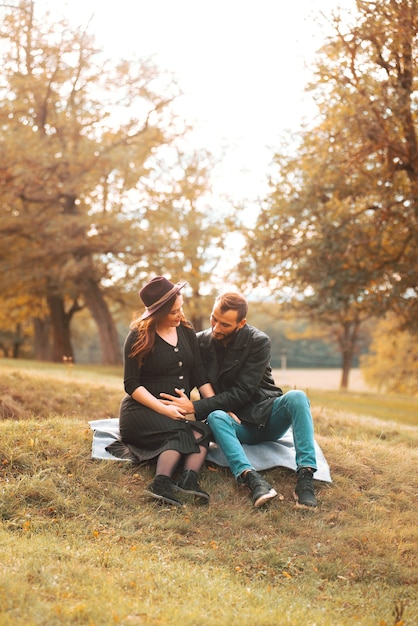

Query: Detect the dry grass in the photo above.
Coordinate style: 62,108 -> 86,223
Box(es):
0,359 -> 417,625
0,361 -> 122,420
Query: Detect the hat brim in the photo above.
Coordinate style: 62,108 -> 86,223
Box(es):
140,281 -> 187,320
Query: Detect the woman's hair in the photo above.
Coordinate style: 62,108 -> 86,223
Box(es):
130,294 -> 192,364
214,292 -> 248,322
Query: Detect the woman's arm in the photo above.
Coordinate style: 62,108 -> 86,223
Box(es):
123,330 -> 143,396
123,329 -> 185,420
198,382 -> 215,399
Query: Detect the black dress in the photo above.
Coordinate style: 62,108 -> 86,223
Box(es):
117,324 -> 212,462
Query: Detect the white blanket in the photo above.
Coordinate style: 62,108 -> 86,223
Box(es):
89,418 -> 332,482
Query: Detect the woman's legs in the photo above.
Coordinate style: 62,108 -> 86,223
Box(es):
155,449 -> 182,477
144,450 -> 183,506
183,429 -> 208,472
154,428 -> 207,476
146,431 -> 210,505
176,431 -> 210,502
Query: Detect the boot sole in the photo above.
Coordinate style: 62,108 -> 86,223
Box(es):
254,488 -> 278,508
144,488 -> 183,507
173,485 -> 210,504
293,491 -> 318,509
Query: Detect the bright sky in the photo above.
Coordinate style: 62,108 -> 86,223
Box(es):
48,0 -> 354,207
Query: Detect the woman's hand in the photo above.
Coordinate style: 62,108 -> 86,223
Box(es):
161,401 -> 188,420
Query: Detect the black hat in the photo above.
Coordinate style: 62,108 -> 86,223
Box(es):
139,276 -> 186,320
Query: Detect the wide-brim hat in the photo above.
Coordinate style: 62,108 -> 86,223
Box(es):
139,276 -> 187,320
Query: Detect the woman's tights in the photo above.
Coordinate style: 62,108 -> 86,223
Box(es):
155,431 -> 207,478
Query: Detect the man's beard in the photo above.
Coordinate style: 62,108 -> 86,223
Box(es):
212,326 -> 240,345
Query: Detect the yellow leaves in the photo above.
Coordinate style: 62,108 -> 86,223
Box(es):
22,520 -> 31,533
0,294 -> 42,330
360,314 -> 418,395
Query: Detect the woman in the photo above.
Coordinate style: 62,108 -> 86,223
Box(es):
119,276 -> 214,507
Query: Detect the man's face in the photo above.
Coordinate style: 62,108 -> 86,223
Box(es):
210,303 -> 246,344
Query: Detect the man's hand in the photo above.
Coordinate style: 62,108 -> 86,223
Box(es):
160,388 -> 194,414
228,411 -> 241,424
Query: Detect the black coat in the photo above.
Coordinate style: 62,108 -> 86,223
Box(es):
193,324 -> 283,427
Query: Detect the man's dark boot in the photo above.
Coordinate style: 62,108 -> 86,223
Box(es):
174,469 -> 210,504
294,468 -> 318,509
237,470 -> 277,507
144,475 -> 182,506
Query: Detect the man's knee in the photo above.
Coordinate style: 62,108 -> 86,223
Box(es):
207,410 -> 230,428
284,389 -> 310,409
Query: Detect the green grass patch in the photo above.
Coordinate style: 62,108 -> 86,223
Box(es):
305,389 -> 418,427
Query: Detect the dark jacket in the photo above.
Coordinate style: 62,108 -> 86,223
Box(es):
193,324 -> 283,427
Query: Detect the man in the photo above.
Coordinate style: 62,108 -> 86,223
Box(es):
160,292 -> 318,509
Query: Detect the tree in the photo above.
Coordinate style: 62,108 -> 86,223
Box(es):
361,314 -> 418,395
122,146 -> 235,331
0,294 -> 35,358
242,0 -> 418,389
0,0 -> 181,363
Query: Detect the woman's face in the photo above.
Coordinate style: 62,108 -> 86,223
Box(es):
162,294 -> 184,327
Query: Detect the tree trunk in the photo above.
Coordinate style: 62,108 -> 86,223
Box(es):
190,312 -> 204,332
185,287 -> 205,331
46,294 -> 74,362
338,320 -> 360,390
12,323 -> 24,359
340,353 -> 352,390
33,316 -> 52,361
82,279 -> 122,365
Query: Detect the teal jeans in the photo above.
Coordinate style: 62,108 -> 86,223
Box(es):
206,390 -> 317,478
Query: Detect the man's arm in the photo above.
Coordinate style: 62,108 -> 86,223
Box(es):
160,381 -> 215,415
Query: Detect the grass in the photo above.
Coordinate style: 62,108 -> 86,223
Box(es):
0,359 -> 417,625
303,389 -> 418,428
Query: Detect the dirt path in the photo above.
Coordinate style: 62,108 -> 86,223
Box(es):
271,368 -> 373,392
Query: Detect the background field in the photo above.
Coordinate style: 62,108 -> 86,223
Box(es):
272,368 -> 371,392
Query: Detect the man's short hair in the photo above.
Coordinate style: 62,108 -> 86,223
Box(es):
214,293 -> 248,322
